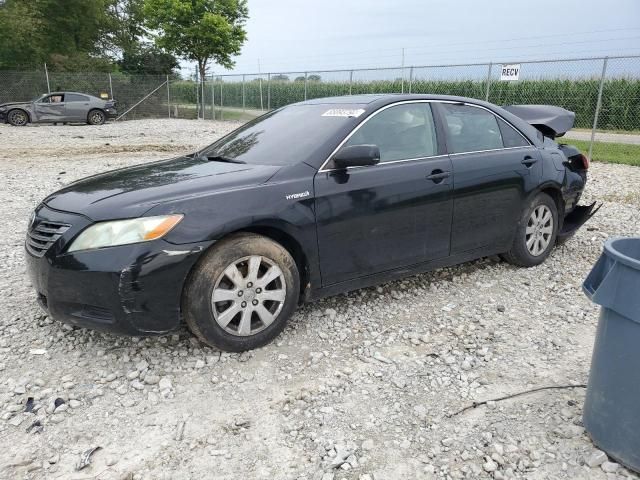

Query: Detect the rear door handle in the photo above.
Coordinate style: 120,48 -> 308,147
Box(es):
426,170 -> 451,183
521,156 -> 538,167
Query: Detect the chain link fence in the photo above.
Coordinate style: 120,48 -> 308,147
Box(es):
1,55 -> 639,157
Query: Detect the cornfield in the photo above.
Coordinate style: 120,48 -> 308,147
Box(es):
197,77 -> 640,130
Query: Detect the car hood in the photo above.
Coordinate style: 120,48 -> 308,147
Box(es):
0,102 -> 30,109
44,155 -> 281,220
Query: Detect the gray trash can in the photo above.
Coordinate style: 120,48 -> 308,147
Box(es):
583,237 -> 640,473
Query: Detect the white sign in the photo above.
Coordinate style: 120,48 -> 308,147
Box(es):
500,64 -> 521,81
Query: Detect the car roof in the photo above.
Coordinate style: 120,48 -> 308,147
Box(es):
294,94 -> 544,146
47,91 -> 99,98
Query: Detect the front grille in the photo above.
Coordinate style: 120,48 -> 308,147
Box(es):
26,220 -> 70,257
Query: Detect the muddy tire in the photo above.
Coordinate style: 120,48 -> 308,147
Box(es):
87,109 -> 106,125
7,109 -> 29,126
182,233 -> 300,352
502,192 -> 558,267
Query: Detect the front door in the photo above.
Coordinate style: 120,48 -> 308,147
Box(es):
435,102 -> 543,254
314,102 -> 454,286
34,94 -> 66,122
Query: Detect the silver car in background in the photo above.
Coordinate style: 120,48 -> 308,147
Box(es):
0,91 -> 117,126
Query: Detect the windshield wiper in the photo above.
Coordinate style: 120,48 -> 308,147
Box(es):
199,154 -> 246,164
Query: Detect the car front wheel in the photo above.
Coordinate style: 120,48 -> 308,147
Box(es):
502,192 -> 558,267
87,109 -> 106,125
8,109 -> 29,126
183,233 -> 300,352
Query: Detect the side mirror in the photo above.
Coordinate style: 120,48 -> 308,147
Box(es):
333,144 -> 380,169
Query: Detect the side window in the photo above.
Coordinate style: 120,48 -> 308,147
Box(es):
440,104 -> 503,154
497,118 -> 529,147
342,103 -> 438,163
66,93 -> 89,102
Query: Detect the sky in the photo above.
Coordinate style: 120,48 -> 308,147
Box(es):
185,0 -> 640,77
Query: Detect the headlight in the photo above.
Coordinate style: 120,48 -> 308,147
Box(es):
67,214 -> 183,252
0,107 -> 7,112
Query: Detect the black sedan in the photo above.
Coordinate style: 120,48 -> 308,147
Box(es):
25,94 -> 596,351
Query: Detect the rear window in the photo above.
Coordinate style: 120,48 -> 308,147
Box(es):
441,104 -> 502,153
201,104 -> 363,166
66,93 -> 90,102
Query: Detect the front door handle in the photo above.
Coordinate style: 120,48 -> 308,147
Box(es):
521,156 -> 538,168
426,170 -> 451,183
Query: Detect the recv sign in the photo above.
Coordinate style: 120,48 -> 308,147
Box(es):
500,64 -> 520,81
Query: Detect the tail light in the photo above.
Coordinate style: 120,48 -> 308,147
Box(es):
579,153 -> 590,170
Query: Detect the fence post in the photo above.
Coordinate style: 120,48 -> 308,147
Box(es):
44,63 -> 51,94
242,74 -> 246,112
589,56 -> 608,161
166,75 -> 170,118
211,77 -> 215,120
484,62 -> 492,101
408,66 -> 414,94
304,72 -> 308,101
267,73 -> 271,110
109,73 -> 114,100
349,70 -> 353,95
220,80 -> 224,121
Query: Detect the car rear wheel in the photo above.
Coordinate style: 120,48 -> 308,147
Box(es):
87,109 -> 106,125
7,109 -> 29,126
182,233 -> 300,352
502,192 -> 558,267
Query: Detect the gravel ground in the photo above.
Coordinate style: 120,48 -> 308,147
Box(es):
0,119 -> 639,480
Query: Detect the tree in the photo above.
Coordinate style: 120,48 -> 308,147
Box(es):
143,0 -> 248,80
271,74 -> 289,82
308,74 -> 321,82
0,1 -> 45,68
118,44 -> 178,75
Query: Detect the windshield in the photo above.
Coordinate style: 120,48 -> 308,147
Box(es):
200,104 -> 365,166
31,94 -> 45,103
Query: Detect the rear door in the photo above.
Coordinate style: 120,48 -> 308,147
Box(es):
34,94 -> 66,122
65,93 -> 91,121
314,102 -> 454,286
435,102 -> 542,254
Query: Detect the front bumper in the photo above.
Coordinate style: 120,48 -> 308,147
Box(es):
105,108 -> 117,119
0,111 -> 7,122
25,205 -> 214,336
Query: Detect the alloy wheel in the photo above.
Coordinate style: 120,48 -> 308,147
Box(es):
89,112 -> 104,125
526,205 -> 553,256
211,255 -> 287,336
10,110 -> 27,126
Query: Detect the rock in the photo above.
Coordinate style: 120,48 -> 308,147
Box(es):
144,375 -> 160,385
158,377 -> 172,391
497,305 -> 506,312
69,400 -> 82,409
601,461 -> 619,473
131,380 -> 145,390
585,449 -> 608,468
483,458 -> 498,472
105,456 -> 118,466
361,439 -> 374,451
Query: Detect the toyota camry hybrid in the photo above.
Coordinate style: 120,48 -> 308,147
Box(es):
25,94 -> 597,351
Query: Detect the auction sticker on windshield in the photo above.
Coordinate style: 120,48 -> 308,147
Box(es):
322,108 -> 366,117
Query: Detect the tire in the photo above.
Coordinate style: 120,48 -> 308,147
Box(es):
87,109 -> 106,125
502,192 -> 558,267
7,109 -> 29,126
182,233 -> 300,352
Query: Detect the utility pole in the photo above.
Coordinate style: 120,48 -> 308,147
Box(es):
401,48 -> 405,94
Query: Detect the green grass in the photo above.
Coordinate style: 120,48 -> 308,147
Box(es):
563,139 -> 640,167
